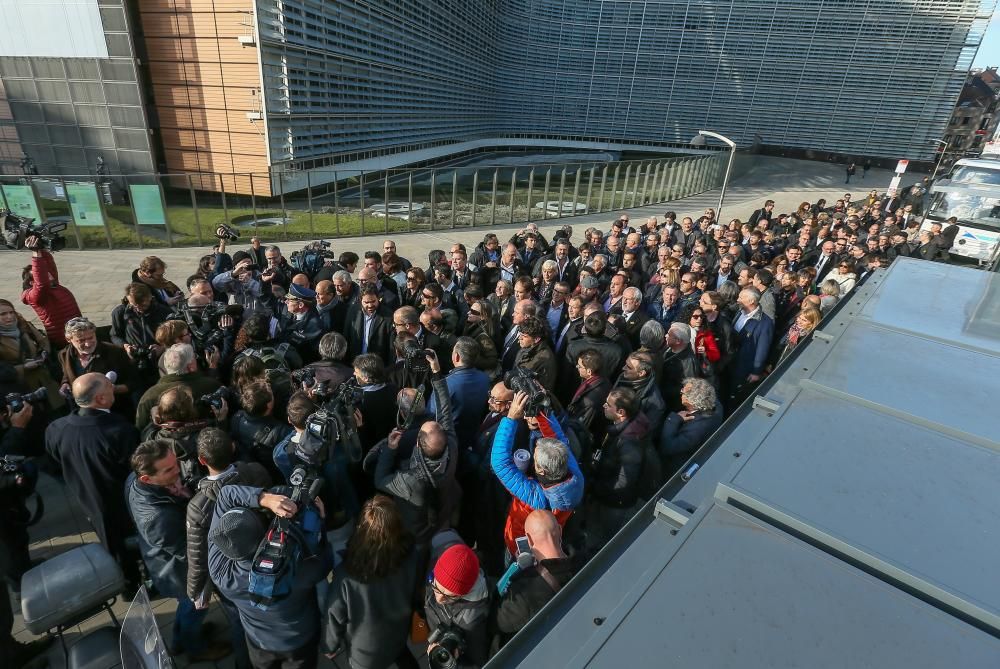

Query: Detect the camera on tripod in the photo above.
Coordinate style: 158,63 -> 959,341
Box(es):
427,624 -> 465,669
1,210 -> 67,252
3,388 -> 47,414
215,224 -> 240,242
504,367 -> 550,417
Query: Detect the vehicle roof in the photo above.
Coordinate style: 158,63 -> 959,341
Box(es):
953,157 -> 1000,170
490,258 -> 1000,668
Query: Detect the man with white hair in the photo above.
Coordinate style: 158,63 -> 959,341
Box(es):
662,322 -> 701,410
135,343 -> 222,431
728,288 -> 774,401
618,286 -> 650,349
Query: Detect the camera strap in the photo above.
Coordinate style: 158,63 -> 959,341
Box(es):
536,563 -> 563,594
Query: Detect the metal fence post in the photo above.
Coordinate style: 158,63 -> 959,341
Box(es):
609,164 -> 621,212
542,167 -> 551,220
429,170 -> 436,231
157,175 -> 174,247
557,166 -> 567,219
490,168 -> 498,226
126,177 -> 144,249
383,170 -> 390,234
450,170 -> 458,229
407,171 -> 414,232
219,175 -> 228,234
306,171 -> 315,238
333,172 -> 340,236
509,168 -> 517,224
471,169 -> 479,228
571,165 -> 581,218
59,177 -> 84,250
646,162 -> 659,206
188,175 -> 202,246
597,164 -> 608,212
584,165 -> 595,214
249,173 -> 259,237
629,163 -> 641,208
360,171 -> 366,236
279,173 -> 289,241
526,168 -> 535,222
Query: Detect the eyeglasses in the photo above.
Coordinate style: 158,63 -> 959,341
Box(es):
422,293 -> 435,299
691,314 -> 704,320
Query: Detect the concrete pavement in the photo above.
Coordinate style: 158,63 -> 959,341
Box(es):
2,155 -> 921,329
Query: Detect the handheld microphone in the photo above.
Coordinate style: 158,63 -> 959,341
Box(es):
105,371 -> 118,384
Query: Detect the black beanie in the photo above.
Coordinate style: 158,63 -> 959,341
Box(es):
210,508 -> 265,561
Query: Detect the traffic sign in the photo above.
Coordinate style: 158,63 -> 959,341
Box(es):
895,159 -> 909,174
887,175 -> 902,196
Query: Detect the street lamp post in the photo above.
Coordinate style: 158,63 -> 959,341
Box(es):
930,139 -> 950,183
691,130 -> 736,221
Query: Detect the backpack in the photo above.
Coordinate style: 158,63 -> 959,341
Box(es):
239,344 -> 293,396
249,504 -> 329,609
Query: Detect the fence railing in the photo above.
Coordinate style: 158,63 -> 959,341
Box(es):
0,153 -> 726,250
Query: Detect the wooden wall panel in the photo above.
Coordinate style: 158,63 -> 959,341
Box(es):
138,0 -> 269,196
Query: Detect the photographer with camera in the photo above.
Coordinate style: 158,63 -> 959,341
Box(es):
0,298 -> 59,415
375,349 -> 460,550
136,343 -> 223,431
490,381 -> 583,567
424,534 -> 491,668
143,385 -> 228,490
20,234 -> 80,348
208,482 -> 327,669
44,372 -> 140,584
111,282 -> 173,390
0,394 -> 50,666
213,252 -> 267,317
230,381 -> 291,480
133,256 -> 185,308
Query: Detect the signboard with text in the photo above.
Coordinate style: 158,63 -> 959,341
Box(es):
0,184 -> 43,222
895,159 -> 909,174
128,184 -> 166,226
887,175 -> 902,196
66,183 -> 106,227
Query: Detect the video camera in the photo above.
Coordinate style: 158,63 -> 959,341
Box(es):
3,388 -> 47,414
0,454 -> 43,524
1,209 -> 67,252
198,386 -> 229,412
215,223 -> 240,242
291,368 -> 332,400
504,367 -> 550,417
402,339 -> 431,375
290,240 -> 335,278
170,302 -> 242,355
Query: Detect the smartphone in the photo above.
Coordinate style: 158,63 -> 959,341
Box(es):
514,536 -> 530,556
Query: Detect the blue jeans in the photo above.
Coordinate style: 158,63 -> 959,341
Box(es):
173,597 -> 207,654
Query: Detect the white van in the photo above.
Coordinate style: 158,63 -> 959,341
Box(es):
921,158 -> 1000,263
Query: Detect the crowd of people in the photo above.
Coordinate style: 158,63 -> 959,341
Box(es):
0,182 -> 954,668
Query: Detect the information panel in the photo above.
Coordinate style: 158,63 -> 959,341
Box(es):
66,183 -> 106,227
0,185 -> 43,222
128,185 -> 167,226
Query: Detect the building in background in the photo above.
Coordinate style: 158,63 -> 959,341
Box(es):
0,0 -> 996,195
0,0 -> 155,179
942,67 -> 1000,163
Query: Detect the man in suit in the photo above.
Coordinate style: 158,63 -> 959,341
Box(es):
358,266 -> 399,313
46,373 -> 140,582
618,287 -> 650,350
880,194 -> 901,216
392,305 -> 452,371
541,281 -> 570,346
808,240 -> 838,283
728,288 -> 774,406
500,299 -> 536,373
346,286 -> 393,362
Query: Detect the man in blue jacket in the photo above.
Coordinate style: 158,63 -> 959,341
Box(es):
126,439 -> 231,662
208,484 -> 327,669
727,288 -> 774,407
428,336 -> 490,456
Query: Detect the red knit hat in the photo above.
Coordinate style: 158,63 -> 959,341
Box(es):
434,545 -> 480,596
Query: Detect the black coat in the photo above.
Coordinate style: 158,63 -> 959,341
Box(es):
659,402 -> 725,474
566,376 -> 611,434
126,473 -> 190,598
345,307 -> 393,362
618,310 -> 650,350
661,347 -> 701,411
45,408 -> 138,551
494,556 -> 577,649
565,334 -> 625,382
357,382 -> 399,451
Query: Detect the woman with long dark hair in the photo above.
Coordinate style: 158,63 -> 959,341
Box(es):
463,299 -> 499,376
0,298 -> 60,404
322,495 -> 419,669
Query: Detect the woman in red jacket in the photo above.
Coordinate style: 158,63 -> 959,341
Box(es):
688,306 -> 721,387
19,236 -> 81,348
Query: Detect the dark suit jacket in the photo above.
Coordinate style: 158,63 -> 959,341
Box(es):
45,408 -> 138,548
619,310 -> 651,350
346,308 -> 393,362
729,311 -> 775,381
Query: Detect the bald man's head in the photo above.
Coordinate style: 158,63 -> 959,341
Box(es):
291,273 -> 310,288
524,509 -> 566,560
418,421 -> 446,459
73,372 -> 113,409
187,294 -> 212,308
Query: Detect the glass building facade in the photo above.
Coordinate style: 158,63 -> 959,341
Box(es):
256,0 -> 995,172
